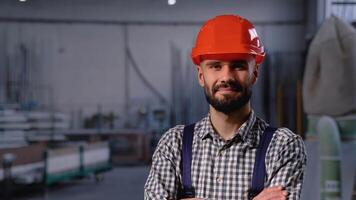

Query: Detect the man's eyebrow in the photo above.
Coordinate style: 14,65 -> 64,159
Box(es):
230,60 -> 248,65
204,60 -> 248,66
205,61 -> 222,66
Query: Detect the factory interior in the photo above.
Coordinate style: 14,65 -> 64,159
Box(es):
0,0 -> 356,199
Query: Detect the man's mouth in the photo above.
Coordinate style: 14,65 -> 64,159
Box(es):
218,87 -> 235,91
212,81 -> 242,94
215,87 -> 238,94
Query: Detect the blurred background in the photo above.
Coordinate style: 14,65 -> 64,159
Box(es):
0,0 -> 355,199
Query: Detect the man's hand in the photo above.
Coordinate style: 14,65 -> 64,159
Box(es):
180,198 -> 202,200
179,186 -> 287,200
253,186 -> 288,200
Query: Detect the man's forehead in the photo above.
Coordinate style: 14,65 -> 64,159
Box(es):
202,59 -> 247,64
200,54 -> 255,64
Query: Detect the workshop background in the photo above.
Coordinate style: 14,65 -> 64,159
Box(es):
0,0 -> 355,199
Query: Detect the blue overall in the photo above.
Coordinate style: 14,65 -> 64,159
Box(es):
179,124 -> 276,200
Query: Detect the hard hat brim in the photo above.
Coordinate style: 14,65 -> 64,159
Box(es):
191,46 -> 265,65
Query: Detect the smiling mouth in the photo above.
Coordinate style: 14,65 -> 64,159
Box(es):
215,88 -> 237,94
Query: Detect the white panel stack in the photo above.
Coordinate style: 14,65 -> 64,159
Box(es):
25,111 -> 70,141
26,111 -> 71,130
83,142 -> 110,168
46,147 -> 81,174
0,110 -> 29,148
0,109 -> 71,147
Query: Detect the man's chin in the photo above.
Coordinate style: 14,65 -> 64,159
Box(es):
214,93 -> 241,101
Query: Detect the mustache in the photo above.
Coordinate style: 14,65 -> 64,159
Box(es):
212,80 -> 243,93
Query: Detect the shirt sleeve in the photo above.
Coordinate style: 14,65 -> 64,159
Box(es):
266,128 -> 307,200
144,127 -> 183,200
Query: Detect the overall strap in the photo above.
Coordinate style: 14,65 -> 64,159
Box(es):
248,126 -> 277,200
180,123 -> 196,198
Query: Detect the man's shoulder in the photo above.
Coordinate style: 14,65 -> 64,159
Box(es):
272,127 -> 304,143
269,127 -> 306,155
157,117 -> 207,149
160,125 -> 185,143
153,119 -> 206,162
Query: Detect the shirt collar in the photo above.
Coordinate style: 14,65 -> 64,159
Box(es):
196,114 -> 215,139
197,110 -> 260,147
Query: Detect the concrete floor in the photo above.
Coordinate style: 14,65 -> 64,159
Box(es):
19,166 -> 150,200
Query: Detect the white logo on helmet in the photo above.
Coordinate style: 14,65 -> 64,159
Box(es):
248,28 -> 258,41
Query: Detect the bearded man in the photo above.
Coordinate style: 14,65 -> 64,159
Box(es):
144,15 -> 307,200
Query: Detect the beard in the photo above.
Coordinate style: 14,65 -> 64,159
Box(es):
204,80 -> 252,115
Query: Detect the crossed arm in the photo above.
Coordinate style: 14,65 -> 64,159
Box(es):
181,186 -> 288,200
144,149 -> 290,200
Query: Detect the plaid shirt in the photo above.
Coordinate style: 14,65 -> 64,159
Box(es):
144,111 -> 307,200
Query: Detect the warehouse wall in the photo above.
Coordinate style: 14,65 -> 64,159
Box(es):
0,0 -> 306,128
0,0 -> 304,22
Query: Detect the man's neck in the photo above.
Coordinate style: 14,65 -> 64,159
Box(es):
209,103 -> 251,141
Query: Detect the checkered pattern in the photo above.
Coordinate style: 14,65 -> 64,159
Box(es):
144,111 -> 307,200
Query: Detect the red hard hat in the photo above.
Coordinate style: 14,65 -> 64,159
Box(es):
191,15 -> 265,65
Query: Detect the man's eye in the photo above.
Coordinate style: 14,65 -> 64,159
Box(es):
210,64 -> 221,69
231,63 -> 246,69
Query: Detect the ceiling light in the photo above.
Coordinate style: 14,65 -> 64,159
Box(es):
19,0 -> 27,2
168,0 -> 176,6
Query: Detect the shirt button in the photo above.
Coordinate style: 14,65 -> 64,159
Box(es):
216,177 -> 223,183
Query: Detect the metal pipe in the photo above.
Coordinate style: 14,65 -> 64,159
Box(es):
123,25 -> 130,127
332,1 -> 356,5
2,153 -> 16,200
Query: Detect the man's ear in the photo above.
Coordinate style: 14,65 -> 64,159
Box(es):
252,64 -> 259,84
196,65 -> 205,87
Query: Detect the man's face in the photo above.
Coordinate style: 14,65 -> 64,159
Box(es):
197,54 -> 259,114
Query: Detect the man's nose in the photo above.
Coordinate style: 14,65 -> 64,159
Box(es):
219,65 -> 235,81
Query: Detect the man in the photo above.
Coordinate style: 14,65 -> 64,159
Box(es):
144,15 -> 306,200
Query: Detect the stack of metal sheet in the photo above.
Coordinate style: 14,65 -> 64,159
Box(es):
0,110 -> 29,148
